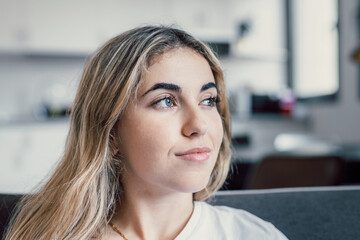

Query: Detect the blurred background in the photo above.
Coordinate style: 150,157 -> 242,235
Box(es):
0,0 -> 359,193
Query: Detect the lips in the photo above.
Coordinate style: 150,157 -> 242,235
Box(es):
175,147 -> 211,162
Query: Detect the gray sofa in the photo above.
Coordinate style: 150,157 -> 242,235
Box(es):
212,186 -> 360,240
1,186 -> 360,239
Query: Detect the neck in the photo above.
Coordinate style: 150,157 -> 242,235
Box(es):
111,186 -> 194,240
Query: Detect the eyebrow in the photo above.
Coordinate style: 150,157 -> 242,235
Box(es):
142,83 -> 181,96
201,82 -> 218,92
142,82 -> 218,97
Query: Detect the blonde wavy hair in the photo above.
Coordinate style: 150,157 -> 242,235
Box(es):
4,25 -> 231,240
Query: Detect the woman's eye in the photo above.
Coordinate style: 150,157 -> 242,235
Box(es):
201,96 -> 219,107
152,96 -> 177,109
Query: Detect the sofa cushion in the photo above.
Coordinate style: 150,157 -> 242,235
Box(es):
0,194 -> 21,238
212,186 -> 360,240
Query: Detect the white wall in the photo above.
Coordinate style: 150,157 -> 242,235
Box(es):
309,0 -> 360,143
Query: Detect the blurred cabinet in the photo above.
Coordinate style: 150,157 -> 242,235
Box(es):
0,121 -> 69,193
0,0 -> 107,54
23,0 -> 101,54
0,0 -> 234,55
0,0 -> 25,52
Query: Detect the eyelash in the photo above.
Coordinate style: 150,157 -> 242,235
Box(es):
151,95 -> 219,109
202,96 -> 219,107
152,96 -> 177,109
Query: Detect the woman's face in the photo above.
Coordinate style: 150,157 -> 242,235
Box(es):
116,47 -> 223,196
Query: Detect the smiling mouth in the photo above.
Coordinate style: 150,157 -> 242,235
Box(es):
175,147 -> 211,162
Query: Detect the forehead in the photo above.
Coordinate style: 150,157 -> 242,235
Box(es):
138,48 -> 215,93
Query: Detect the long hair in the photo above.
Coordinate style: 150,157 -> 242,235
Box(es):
4,25 -> 231,240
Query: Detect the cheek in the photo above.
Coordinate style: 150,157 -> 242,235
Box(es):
137,126 -> 170,159
210,113 -> 224,150
119,115 -> 175,166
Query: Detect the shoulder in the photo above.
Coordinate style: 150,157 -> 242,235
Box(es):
187,201 -> 288,240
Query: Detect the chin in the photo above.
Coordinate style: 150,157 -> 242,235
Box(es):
174,176 -> 211,194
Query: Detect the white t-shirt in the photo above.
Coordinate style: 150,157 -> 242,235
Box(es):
175,201 -> 288,240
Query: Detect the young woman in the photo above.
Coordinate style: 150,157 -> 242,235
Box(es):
4,26 -> 287,240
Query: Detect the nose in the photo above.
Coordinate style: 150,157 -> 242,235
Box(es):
181,106 -> 208,137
